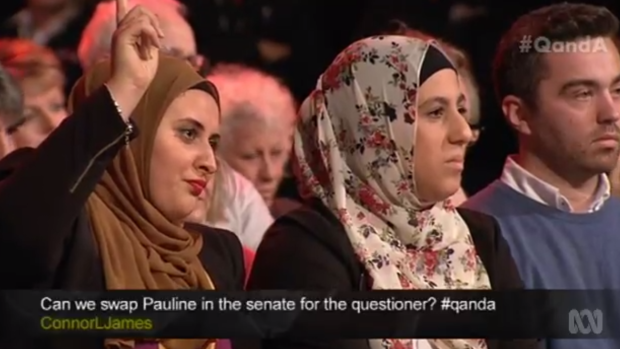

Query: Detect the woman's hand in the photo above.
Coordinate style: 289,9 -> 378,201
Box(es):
106,0 -> 164,120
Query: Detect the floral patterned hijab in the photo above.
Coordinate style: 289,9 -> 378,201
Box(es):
294,36 -> 491,349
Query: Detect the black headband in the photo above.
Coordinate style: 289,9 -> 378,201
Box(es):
419,44 -> 455,85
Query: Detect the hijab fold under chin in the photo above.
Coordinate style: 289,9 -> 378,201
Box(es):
68,55 -> 219,349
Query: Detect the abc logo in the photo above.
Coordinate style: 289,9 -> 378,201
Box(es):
568,309 -> 603,335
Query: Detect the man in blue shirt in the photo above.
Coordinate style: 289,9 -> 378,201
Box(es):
464,4 -> 620,349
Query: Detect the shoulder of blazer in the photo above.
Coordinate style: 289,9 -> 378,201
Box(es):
456,207 -> 500,249
282,201 -> 364,288
456,207 -> 504,286
185,223 -> 245,291
283,203 -> 351,258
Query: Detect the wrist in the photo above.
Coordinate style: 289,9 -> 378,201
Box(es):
105,78 -> 147,121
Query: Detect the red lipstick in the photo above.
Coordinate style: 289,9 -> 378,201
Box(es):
186,179 -> 207,196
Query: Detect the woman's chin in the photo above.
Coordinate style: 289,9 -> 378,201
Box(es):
156,199 -> 207,225
183,206 -> 208,224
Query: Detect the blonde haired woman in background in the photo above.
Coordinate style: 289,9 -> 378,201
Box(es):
385,21 -> 482,205
0,38 -> 68,150
208,64 -> 301,218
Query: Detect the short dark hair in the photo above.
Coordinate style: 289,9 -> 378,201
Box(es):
0,64 -> 23,130
493,3 -> 619,107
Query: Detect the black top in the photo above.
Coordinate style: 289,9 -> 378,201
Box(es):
246,199 -> 541,349
0,87 -> 246,349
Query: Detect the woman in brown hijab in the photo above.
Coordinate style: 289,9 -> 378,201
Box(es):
0,3 -> 244,349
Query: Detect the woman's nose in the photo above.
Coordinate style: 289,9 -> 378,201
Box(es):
197,147 -> 218,176
449,111 -> 473,146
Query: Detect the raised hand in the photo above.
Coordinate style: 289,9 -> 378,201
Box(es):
106,0 -> 164,120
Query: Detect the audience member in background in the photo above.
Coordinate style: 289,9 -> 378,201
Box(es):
0,38 -> 68,150
464,5 -> 620,348
0,0 -> 94,94
248,35 -> 535,349
385,21 -> 482,205
77,0 -> 273,251
78,0 -> 205,73
0,4 -> 245,349
0,65 -> 22,158
209,64 -> 301,218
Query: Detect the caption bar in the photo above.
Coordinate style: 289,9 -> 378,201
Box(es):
40,293 -> 495,314
1,290 -> 615,339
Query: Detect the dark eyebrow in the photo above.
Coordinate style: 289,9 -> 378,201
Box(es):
176,117 -> 204,132
419,97 -> 448,108
560,79 -> 597,93
560,74 -> 620,93
419,94 -> 465,108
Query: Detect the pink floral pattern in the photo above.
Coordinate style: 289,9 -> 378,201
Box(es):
294,36 -> 491,349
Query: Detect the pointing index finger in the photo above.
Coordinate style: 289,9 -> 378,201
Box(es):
116,0 -> 128,25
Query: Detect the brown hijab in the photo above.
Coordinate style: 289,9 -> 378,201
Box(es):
69,55 -> 219,349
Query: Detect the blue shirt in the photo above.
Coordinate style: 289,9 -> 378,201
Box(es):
464,180 -> 620,349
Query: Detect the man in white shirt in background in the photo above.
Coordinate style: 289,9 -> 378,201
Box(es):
208,64 -> 302,219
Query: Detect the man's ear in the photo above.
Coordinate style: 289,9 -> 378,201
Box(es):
501,95 -> 532,135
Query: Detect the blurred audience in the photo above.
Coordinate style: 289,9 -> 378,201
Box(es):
78,0 -> 204,72
0,0 -> 94,94
209,64 -> 300,217
0,38 -> 67,150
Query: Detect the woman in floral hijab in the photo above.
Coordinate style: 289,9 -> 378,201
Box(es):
247,36 -> 534,349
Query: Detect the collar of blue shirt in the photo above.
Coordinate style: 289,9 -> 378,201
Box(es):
500,155 -> 610,213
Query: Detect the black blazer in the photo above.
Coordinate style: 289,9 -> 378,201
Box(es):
0,87 -> 245,349
246,199 -> 540,349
